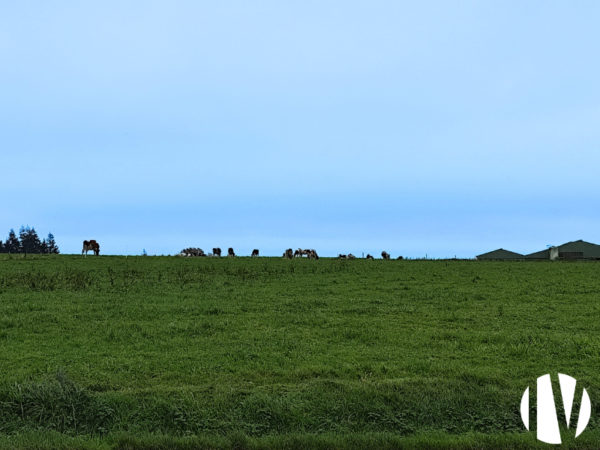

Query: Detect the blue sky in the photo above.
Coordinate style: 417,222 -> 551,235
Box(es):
1,1 -> 599,257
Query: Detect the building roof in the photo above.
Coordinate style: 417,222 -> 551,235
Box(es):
476,248 -> 524,260
525,240 -> 600,259
525,248 -> 550,259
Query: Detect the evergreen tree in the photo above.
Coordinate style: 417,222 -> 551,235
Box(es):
18,227 -> 28,252
0,239 -> 4,253
5,229 -> 20,253
20,226 -> 42,253
46,233 -> 59,254
40,239 -> 48,254
30,227 -> 42,252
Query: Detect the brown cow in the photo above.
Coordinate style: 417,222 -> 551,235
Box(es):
82,240 -> 100,256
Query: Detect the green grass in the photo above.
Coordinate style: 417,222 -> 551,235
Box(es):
0,254 -> 599,448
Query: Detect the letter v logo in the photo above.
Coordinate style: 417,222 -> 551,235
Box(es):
520,373 -> 591,444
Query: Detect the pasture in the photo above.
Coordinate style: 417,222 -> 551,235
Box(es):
0,255 -> 599,448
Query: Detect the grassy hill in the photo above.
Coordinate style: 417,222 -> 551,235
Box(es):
0,255 -> 598,448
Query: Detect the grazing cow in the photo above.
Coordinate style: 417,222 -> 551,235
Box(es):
347,253 -> 356,260
381,251 -> 391,260
308,249 -> 319,260
283,248 -> 294,259
294,249 -> 301,258
228,247 -> 235,257
180,248 -> 205,257
396,256 -> 404,260
338,254 -> 347,259
82,240 -> 100,256
213,247 -> 222,257
366,254 -> 374,260
251,249 -> 259,257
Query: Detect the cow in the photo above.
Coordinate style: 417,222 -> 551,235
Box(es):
228,247 -> 236,257
308,249 -> 319,260
283,248 -> 294,259
294,248 -> 312,258
347,253 -> 356,260
366,254 -> 374,260
82,240 -> 100,256
180,248 -> 205,257
338,254 -> 347,259
251,249 -> 259,257
213,247 -> 222,257
381,251 -> 391,260
396,256 -> 404,260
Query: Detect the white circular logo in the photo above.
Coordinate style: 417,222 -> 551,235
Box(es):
520,373 -> 591,444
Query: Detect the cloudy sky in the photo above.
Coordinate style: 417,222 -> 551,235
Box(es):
2,1 -> 599,256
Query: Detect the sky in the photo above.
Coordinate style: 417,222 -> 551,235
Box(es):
1,1 -> 600,257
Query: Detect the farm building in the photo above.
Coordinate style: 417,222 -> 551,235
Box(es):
476,249 -> 524,260
525,240 -> 600,260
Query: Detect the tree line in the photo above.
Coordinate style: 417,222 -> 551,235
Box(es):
0,227 -> 59,254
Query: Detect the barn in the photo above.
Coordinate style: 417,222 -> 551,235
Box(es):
476,248 -> 524,260
525,240 -> 600,260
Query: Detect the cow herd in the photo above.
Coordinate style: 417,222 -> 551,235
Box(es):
85,240 -> 400,259
180,247 -> 320,259
179,247 -> 399,259
282,248 -> 319,259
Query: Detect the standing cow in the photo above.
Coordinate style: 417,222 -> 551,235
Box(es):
180,248 -> 205,257
251,249 -> 259,257
228,247 -> 236,257
82,240 -> 100,256
213,247 -> 222,257
381,251 -> 391,260
283,248 -> 294,259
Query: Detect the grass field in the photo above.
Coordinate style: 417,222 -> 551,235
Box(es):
0,255 -> 599,448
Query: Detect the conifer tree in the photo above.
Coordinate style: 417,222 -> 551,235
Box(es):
5,229 -> 20,253
20,226 -> 42,253
19,227 -> 28,252
46,233 -> 59,254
